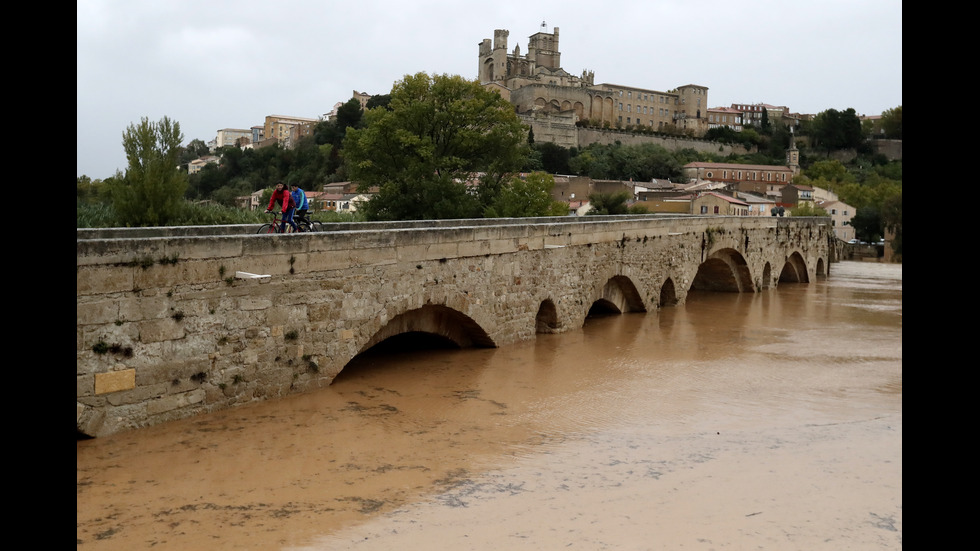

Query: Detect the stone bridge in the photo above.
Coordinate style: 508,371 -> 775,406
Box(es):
77,215 -> 832,437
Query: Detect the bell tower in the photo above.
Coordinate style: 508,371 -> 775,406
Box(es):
479,30 -> 510,84
786,126 -> 800,175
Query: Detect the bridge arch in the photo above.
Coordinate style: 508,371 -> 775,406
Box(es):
778,252 -> 809,283
588,275 -> 646,316
535,299 -> 561,334
659,277 -> 678,307
354,304 -> 495,358
690,248 -> 754,293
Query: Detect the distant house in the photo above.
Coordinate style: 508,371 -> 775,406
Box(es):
564,199 -> 592,216
706,106 -> 743,132
235,189 -> 266,211
734,191 -> 777,217
692,192 -> 750,216
187,155 -> 220,175
818,200 -> 856,242
634,191 -> 694,214
781,184 -> 814,207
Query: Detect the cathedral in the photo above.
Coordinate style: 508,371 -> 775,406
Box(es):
478,26 -> 709,142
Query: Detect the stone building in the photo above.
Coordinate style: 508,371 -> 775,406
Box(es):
682,162 -> 795,195
479,26 -> 709,136
693,191 -> 750,216
263,115 -> 318,148
215,128 -> 252,149
818,200 -> 856,242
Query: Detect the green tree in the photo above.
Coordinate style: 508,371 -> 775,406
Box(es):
586,191 -> 631,215
804,159 -> 854,183
760,108 -> 772,134
881,191 -> 902,256
110,116 -> 187,226
880,106 -> 902,139
850,206 -> 883,243
178,138 -> 211,166
789,203 -> 828,217
365,94 -> 391,110
343,72 -> 529,220
485,172 -> 568,218
806,108 -> 864,152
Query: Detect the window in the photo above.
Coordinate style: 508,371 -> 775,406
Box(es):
714,206 -> 720,214
700,206 -> 708,214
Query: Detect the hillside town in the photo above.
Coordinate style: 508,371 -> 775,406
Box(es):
185,26 -> 898,246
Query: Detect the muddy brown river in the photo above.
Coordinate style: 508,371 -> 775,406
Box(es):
76,260 -> 902,550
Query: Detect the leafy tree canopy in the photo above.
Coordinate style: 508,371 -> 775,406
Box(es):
343,72 -> 530,220
880,106 -> 902,139
586,191 -> 631,215
109,116 -> 187,226
804,108 -> 864,152
485,172 -> 568,218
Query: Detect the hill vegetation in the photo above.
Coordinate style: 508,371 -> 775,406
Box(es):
77,76 -> 900,254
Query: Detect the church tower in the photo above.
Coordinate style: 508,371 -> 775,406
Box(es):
786,126 -> 800,175
478,29 -> 509,84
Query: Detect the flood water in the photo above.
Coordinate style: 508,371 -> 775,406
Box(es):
76,260 -> 902,550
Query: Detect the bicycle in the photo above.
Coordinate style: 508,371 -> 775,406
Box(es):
257,211 -> 300,234
303,214 -> 327,232
294,212 -> 316,233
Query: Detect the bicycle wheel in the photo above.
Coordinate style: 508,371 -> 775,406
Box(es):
257,223 -> 279,234
298,220 -> 314,233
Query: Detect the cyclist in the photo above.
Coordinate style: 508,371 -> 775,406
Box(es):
290,183 -> 311,230
265,181 -> 298,233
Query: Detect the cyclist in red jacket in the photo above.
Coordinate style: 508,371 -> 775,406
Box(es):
265,181 -> 298,233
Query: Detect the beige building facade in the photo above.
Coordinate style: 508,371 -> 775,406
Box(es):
215,128 -> 252,149
263,115 -> 319,148
479,27 -> 708,135
818,200 -> 856,242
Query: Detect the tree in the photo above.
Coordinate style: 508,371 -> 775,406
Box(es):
807,108 -> 864,152
850,206 -> 883,243
880,106 -> 902,139
365,94 -> 391,110
343,72 -> 530,220
880,190 -> 902,256
485,172 -> 568,218
586,191 -> 631,215
789,203 -> 828,217
804,159 -> 853,183
110,116 -> 187,226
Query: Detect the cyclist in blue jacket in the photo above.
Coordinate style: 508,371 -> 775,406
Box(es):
290,183 -> 310,230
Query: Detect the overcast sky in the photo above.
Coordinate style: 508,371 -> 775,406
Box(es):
77,0 -> 902,180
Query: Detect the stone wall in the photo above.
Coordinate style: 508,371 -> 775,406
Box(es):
77,216 -> 830,437
576,127 -> 751,156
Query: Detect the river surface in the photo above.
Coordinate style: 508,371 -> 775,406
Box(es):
76,260 -> 902,550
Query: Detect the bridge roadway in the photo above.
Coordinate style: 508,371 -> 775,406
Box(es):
77,214 -> 832,437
